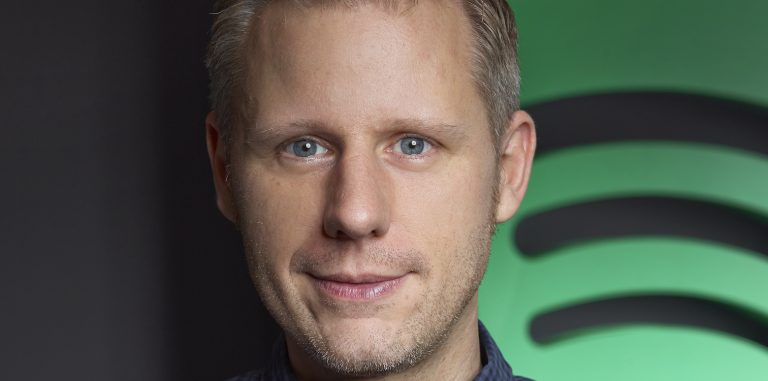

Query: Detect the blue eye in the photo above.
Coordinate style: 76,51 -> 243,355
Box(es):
288,139 -> 328,158
395,137 -> 431,155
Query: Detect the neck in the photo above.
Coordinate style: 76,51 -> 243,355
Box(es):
289,295 -> 483,381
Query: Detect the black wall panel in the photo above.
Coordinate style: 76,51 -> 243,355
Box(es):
1,2 -> 275,380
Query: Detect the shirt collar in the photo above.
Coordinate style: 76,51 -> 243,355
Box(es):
475,320 -> 518,380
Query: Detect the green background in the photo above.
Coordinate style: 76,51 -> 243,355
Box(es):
479,1 -> 768,380
511,0 -> 768,107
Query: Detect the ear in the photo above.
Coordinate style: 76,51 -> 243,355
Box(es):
205,112 -> 237,223
495,110 -> 537,223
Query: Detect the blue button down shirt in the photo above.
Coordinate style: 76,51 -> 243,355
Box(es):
228,321 -> 533,381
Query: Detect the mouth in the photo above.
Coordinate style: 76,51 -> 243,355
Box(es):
309,273 -> 408,301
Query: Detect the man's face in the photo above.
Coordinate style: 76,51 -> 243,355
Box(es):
220,1 -> 507,376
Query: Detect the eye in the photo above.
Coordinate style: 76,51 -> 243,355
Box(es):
287,138 -> 329,158
393,136 -> 432,156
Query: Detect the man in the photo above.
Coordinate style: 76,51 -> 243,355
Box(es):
205,0 -> 536,380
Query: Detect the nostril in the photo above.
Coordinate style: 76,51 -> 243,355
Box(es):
322,208 -> 389,240
327,228 -> 353,241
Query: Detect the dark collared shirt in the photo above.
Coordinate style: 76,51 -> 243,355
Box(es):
228,321 -> 533,381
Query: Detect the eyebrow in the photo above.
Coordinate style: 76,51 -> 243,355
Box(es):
244,117 -> 468,145
244,119 -> 327,147
388,118 -> 468,139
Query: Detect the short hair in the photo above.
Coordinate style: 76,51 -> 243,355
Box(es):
206,0 -> 519,148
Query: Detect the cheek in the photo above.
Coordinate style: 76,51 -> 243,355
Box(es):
395,159 -> 496,237
391,157 -> 497,286
233,169 -> 327,271
393,166 -> 494,311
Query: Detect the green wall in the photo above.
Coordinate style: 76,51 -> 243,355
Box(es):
510,0 -> 768,107
480,1 -> 768,380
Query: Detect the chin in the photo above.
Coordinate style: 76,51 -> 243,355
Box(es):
297,311 -> 450,377
310,324 -> 426,377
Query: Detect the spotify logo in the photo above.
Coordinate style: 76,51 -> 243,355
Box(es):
479,92 -> 768,381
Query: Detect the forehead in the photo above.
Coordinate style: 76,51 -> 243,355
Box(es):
252,0 -> 469,58
243,0 -> 484,132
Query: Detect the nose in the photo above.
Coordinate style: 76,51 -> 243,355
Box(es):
323,152 -> 391,240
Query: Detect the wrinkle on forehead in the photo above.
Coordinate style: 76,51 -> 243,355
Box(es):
255,0 -> 467,70
241,0 -> 476,127
289,0 -> 419,13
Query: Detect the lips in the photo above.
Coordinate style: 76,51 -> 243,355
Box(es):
310,273 -> 406,300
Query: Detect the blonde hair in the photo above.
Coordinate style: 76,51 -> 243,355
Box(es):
206,0 -> 519,146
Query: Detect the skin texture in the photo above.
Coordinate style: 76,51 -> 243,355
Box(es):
206,1 -> 536,380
